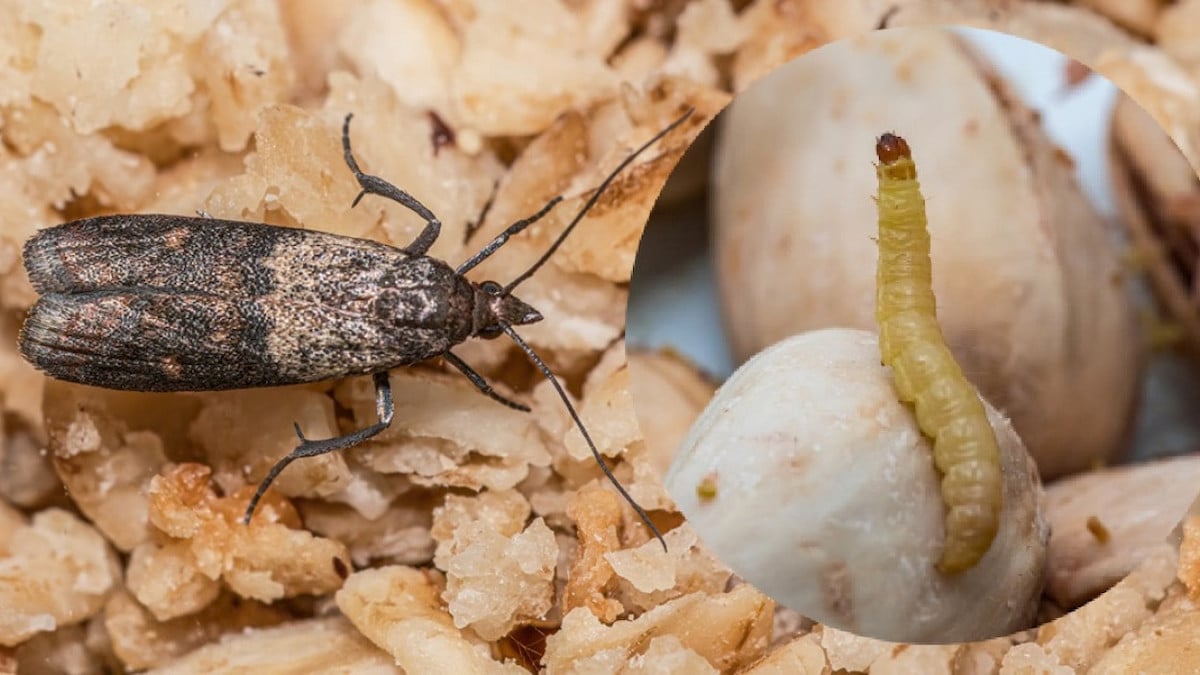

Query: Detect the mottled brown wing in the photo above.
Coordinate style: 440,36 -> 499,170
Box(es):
21,290 -> 283,391
17,289 -> 454,392
22,214 -> 403,299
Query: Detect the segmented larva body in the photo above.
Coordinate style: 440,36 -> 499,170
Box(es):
874,133 -> 1003,575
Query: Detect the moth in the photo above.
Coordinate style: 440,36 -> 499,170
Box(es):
19,108 -> 695,551
873,132 -> 1003,574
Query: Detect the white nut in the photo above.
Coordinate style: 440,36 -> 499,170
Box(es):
665,328 -> 1048,644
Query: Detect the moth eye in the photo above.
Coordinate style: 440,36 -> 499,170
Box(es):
480,281 -> 503,295
479,325 -> 503,339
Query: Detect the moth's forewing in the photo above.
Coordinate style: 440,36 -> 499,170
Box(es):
24,214 -> 393,297
20,215 -> 478,391
22,291 -> 279,391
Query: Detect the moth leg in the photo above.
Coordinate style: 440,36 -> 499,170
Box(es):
242,371 -> 394,524
442,351 -> 530,412
465,180 -> 499,241
456,194 -> 564,275
876,5 -> 900,29
341,113 -> 442,256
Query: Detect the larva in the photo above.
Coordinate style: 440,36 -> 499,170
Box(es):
874,133 -> 1003,575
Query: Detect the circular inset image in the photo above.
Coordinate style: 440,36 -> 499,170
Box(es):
627,25 -> 1200,645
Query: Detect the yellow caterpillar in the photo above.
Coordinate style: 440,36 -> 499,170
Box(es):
874,133 -> 1003,575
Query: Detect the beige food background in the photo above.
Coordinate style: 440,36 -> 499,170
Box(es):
0,1 -> 1199,674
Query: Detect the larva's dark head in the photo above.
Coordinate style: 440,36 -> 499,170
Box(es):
876,133 -> 912,164
472,280 -> 542,339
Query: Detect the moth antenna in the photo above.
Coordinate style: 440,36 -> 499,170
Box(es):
876,5 -> 900,29
503,107 -> 696,294
501,323 -> 668,551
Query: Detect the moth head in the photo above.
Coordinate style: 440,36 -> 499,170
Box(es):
475,280 -> 542,339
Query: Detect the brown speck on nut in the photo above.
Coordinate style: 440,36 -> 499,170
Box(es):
697,472 -> 719,501
1086,515 -> 1112,544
